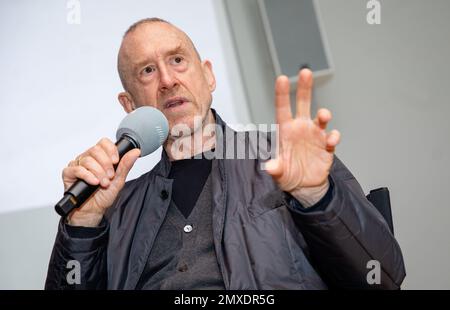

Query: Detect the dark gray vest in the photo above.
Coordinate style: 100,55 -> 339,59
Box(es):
136,173 -> 225,290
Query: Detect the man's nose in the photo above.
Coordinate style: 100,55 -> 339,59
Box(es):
159,65 -> 178,92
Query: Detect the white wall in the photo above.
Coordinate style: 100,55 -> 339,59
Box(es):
0,0 -> 248,289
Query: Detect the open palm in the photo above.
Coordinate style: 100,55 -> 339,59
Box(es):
265,69 -> 341,195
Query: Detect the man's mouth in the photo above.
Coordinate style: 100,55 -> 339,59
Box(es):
164,97 -> 189,109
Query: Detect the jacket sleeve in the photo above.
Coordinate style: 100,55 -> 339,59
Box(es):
286,156 -> 406,289
44,218 -> 109,290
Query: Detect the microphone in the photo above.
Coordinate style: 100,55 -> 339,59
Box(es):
54,106 -> 169,217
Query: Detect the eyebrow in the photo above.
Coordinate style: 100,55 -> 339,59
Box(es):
134,44 -> 187,69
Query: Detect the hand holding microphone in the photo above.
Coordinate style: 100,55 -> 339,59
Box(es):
55,107 -> 169,227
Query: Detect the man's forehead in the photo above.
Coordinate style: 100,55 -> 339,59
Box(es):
122,22 -> 193,57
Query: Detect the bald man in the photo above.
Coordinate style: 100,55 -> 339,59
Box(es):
45,18 -> 405,290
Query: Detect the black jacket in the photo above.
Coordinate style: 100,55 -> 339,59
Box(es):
45,112 -> 406,289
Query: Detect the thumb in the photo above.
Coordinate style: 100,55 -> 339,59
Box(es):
263,158 -> 283,179
115,148 -> 141,183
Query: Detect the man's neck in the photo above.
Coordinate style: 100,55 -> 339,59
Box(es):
164,110 -> 216,161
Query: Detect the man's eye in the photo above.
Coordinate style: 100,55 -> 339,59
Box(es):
143,66 -> 154,75
173,57 -> 183,64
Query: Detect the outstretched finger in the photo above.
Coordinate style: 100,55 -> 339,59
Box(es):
275,75 -> 293,124
326,130 -> 341,153
314,108 -> 332,130
296,69 -> 313,119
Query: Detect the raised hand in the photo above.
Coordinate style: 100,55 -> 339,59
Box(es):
265,69 -> 341,206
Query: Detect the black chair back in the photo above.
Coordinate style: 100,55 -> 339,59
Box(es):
366,187 -> 394,235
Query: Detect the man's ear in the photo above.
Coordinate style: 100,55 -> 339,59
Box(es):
118,92 -> 135,113
202,60 -> 216,93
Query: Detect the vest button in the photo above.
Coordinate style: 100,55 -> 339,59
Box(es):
183,224 -> 193,233
178,263 -> 188,272
160,190 -> 169,200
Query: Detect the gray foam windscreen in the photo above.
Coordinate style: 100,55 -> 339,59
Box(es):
116,106 -> 169,157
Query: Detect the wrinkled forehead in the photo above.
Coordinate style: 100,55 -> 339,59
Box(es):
120,22 -> 196,63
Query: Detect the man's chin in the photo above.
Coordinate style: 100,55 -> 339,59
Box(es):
167,113 -> 204,138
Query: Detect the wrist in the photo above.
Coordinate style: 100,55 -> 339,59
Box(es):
66,210 -> 104,228
289,179 -> 330,208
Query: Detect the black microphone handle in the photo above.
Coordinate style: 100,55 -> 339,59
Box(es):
54,135 -> 139,217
